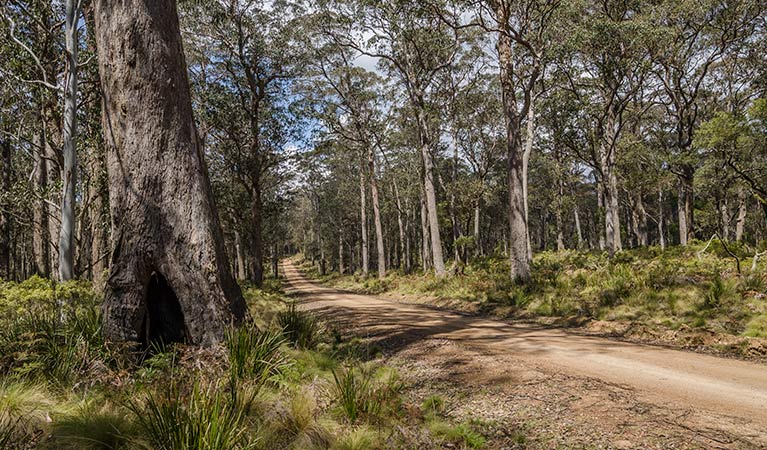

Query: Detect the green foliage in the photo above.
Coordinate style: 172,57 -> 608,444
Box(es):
278,303 -> 320,349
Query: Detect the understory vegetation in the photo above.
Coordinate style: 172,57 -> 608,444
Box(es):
0,278 -> 488,450
301,242 -> 767,346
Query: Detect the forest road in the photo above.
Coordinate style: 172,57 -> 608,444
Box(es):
281,261 -> 767,448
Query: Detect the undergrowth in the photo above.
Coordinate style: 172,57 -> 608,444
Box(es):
0,274 -> 489,449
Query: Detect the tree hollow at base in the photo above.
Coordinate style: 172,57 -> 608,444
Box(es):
141,271 -> 188,348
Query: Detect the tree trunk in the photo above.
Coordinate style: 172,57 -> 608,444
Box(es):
393,180 -> 405,271
0,137 -> 10,279
93,0 -> 247,346
631,192 -> 648,247
58,0 -> 79,281
599,135 -> 623,256
271,244 -> 278,279
556,177 -> 565,252
658,188 -> 666,250
368,148 -> 386,279
419,184 -> 431,272
234,229 -> 246,280
523,98 -> 535,261
88,148 -> 108,289
450,128 -> 462,266
33,129 -> 51,277
720,197 -> 730,241
250,184 -> 264,287
418,122 -> 446,277
359,160 -> 369,276
596,178 -> 606,251
735,186 -> 747,242
497,21 -> 531,281
677,170 -> 694,245
574,203 -> 584,250
473,199 -> 481,256
45,123 -> 60,278
338,232 -> 344,275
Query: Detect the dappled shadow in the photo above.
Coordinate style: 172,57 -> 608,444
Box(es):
281,263 -> 650,359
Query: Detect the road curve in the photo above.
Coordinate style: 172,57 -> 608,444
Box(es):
281,261 -> 767,435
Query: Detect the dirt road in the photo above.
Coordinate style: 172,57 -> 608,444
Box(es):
282,261 -> 767,448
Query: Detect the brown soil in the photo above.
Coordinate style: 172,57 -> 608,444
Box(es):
283,261 -> 767,449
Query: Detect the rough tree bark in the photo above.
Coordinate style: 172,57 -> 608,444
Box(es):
496,11 -> 531,282
93,0 -> 247,346
419,180 -> 432,272
249,184 -> 264,286
416,107 -> 446,277
368,147 -> 386,279
556,177 -> 565,252
32,130 -> 50,277
359,160 -> 369,276
58,0 -> 79,281
677,169 -> 694,246
658,188 -> 666,250
0,136 -> 10,279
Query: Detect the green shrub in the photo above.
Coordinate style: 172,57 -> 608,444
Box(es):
278,304 -> 320,349
130,381 -> 258,450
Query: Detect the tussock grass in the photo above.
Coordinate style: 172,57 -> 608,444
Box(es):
278,303 -> 321,349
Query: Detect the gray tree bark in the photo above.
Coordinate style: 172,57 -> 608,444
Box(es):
368,147 -> 386,279
94,0 -> 247,346
496,13 -> 531,281
234,229 -> 246,280
416,108 -> 446,277
32,129 -> 50,277
419,183 -> 431,272
0,136 -> 10,279
735,186 -> 747,242
58,0 -> 79,281
658,188 -> 666,250
359,160 -> 369,276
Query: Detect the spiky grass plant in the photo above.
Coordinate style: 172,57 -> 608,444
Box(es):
130,381 -> 258,450
226,325 -> 288,388
277,304 -> 320,349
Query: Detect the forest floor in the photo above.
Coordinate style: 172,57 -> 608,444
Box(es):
284,260 -> 767,449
